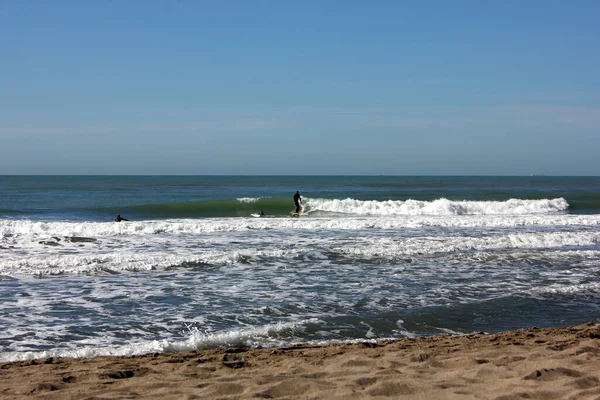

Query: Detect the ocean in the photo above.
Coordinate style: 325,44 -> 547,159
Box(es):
1,175 -> 599,362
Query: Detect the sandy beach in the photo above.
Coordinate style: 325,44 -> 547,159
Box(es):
0,323 -> 598,399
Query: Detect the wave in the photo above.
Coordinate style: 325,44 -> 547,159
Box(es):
0,320 -> 314,362
333,232 -> 600,259
2,222 -> 599,275
236,197 -> 261,203
1,213 -> 598,242
1,213 -> 598,243
99,197 -> 571,219
117,197 -> 295,219
303,197 -> 570,216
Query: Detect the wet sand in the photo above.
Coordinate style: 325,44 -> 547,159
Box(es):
1,323 -> 599,399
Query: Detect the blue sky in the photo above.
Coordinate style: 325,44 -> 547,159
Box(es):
1,0 -> 599,175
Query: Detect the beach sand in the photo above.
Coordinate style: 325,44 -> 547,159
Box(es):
1,323 -> 599,399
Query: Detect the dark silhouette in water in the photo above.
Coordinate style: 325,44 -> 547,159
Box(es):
115,214 -> 128,222
294,191 -> 302,214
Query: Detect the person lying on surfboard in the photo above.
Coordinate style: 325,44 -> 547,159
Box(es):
115,213 -> 128,222
294,191 -> 302,214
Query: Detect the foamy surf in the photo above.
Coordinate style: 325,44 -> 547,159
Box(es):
303,197 -> 570,216
2,212 -> 600,276
1,176 -> 598,364
0,320 -> 314,362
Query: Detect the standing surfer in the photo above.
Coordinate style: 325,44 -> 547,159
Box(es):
293,191 -> 302,214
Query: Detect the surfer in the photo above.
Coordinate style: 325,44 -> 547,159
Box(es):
260,211 -> 265,216
293,191 -> 302,214
115,213 -> 128,222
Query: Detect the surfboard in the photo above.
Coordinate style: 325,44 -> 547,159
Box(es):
250,213 -> 261,218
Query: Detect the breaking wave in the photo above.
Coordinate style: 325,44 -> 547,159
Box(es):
82,197 -> 572,219
303,197 -> 569,216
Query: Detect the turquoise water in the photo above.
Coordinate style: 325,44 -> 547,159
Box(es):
0,176 -> 599,361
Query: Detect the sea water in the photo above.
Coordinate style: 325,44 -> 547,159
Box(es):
1,176 -> 599,361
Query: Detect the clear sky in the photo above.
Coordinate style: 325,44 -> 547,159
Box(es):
1,0 -> 599,175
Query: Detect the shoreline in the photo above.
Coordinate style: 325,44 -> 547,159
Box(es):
1,323 -> 599,399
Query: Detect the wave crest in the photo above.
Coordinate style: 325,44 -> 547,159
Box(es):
237,197 -> 260,203
303,197 -> 569,216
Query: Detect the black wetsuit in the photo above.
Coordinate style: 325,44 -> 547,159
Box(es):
294,193 -> 301,213
115,215 -> 128,222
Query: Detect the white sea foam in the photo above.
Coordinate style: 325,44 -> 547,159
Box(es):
1,212 -> 598,242
395,320 -> 417,338
1,179 -> 598,363
0,320 -> 312,362
533,282 -> 600,294
2,224 -> 598,275
2,211 -> 600,277
0,248 -> 299,275
333,232 -> 600,259
303,197 -> 570,215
